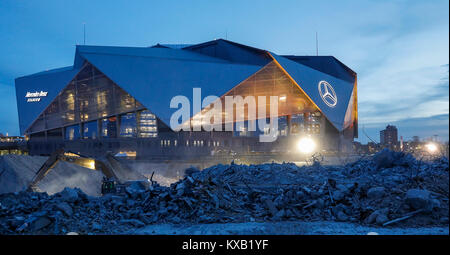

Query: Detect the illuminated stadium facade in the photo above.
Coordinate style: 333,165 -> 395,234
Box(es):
15,39 -> 357,159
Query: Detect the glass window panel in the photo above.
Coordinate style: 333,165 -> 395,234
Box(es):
189,61 -> 320,127
101,117 -> 117,138
290,113 -> 305,135
65,124 -> 80,140
26,62 -> 146,135
138,110 -> 158,138
120,113 -> 137,137
83,120 -> 97,139
278,116 -> 288,136
29,115 -> 45,133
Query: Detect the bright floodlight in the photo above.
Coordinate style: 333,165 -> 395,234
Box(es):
88,160 -> 96,170
425,143 -> 438,153
297,137 -> 316,153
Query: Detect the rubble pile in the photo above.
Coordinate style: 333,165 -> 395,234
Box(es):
0,149 -> 448,234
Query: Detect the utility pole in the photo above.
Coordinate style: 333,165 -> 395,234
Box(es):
83,22 -> 86,45
315,31 -> 318,56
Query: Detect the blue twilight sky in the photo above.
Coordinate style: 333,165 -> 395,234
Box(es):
0,0 -> 448,143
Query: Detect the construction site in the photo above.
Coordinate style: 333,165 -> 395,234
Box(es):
0,148 -> 448,235
1,37 -> 448,235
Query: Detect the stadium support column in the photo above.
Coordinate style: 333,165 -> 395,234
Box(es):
116,115 -> 120,139
136,111 -> 141,138
287,115 -> 292,135
304,112 -> 310,134
319,114 -> 326,149
338,131 -> 352,155
97,119 -> 101,140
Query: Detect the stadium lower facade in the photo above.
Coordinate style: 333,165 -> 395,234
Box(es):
15,39 -> 357,159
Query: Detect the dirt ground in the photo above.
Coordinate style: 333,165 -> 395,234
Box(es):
131,221 -> 449,235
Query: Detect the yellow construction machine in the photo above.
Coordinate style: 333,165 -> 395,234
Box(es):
27,149 -> 148,195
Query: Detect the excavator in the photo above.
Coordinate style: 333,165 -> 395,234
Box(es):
27,149 -> 149,195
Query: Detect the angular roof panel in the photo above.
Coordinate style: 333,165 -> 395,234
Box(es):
150,43 -> 194,49
74,45 -> 230,68
270,53 -> 354,131
15,66 -> 80,134
80,52 -> 262,126
282,55 -> 355,83
184,39 -> 272,66
19,66 -> 75,78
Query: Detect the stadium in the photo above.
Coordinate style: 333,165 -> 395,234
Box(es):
15,39 -> 357,159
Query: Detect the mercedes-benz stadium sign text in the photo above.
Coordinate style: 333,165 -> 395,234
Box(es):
25,91 -> 48,102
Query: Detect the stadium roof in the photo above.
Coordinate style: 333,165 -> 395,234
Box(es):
15,39 -> 356,135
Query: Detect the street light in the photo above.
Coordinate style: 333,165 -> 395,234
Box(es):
425,143 -> 438,153
296,137 -> 316,154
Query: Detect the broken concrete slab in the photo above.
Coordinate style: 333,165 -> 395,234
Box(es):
405,189 -> 432,210
55,202 -> 73,217
367,187 -> 386,199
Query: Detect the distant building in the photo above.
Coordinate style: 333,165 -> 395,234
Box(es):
367,141 -> 381,154
380,125 -> 398,150
0,136 -> 24,142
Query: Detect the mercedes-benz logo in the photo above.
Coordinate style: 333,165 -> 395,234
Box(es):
318,80 -> 337,107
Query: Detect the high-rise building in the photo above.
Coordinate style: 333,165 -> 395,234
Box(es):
380,125 -> 398,150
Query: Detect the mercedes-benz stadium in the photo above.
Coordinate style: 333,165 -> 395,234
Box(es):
15,39 -> 357,159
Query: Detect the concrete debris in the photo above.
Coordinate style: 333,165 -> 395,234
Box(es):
375,213 -> 389,225
184,167 -> 200,177
125,181 -> 147,198
91,222 -> 102,231
365,208 -> 389,225
367,187 -> 386,199
58,187 -> 80,203
264,199 -> 278,217
382,209 -> 424,226
373,149 -> 415,170
30,216 -> 52,231
405,189 -> 432,211
0,149 -> 448,234
119,219 -> 145,227
336,211 -> 349,222
55,202 -> 73,217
